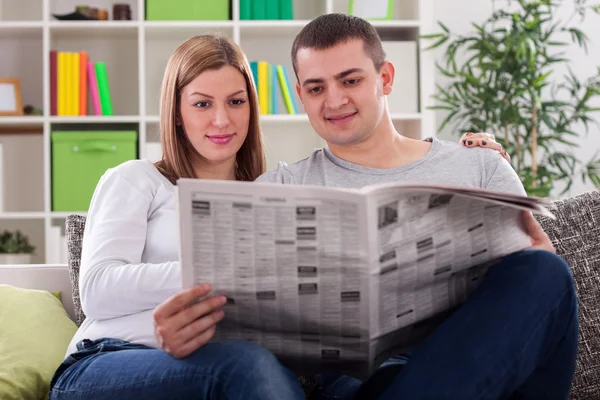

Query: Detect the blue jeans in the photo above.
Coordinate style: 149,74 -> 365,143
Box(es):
49,338 -> 306,399
314,249 -> 579,400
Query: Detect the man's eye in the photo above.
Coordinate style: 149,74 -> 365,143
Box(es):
345,79 -> 360,85
308,87 -> 322,94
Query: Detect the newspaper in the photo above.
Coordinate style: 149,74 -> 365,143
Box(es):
176,178 -> 554,379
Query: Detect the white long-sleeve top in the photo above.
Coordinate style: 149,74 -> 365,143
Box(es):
65,159 -> 182,356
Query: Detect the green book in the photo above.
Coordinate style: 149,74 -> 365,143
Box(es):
94,62 -> 113,116
252,0 -> 266,20
240,0 -> 252,20
279,0 -> 293,19
265,0 -> 280,19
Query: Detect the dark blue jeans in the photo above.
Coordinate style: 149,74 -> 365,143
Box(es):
314,249 -> 579,400
49,339 -> 306,399
50,249 -> 577,400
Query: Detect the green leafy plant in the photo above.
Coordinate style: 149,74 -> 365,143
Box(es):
424,0 -> 600,197
0,230 -> 36,254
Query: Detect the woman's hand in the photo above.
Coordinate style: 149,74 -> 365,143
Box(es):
153,283 -> 227,358
459,132 -> 510,162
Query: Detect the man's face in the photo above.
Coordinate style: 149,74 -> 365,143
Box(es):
295,39 -> 393,148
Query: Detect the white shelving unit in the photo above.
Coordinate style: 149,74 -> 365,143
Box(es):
0,0 -> 435,263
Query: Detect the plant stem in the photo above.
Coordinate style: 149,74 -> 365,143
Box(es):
516,127 -> 522,174
531,102 -> 538,187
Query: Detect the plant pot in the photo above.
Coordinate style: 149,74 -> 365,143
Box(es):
0,253 -> 32,264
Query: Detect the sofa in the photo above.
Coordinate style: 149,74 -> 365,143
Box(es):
1,188 -> 599,400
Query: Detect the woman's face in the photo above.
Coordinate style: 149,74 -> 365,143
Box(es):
179,65 -> 250,166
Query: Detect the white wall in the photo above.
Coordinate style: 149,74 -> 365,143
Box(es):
431,0 -> 600,199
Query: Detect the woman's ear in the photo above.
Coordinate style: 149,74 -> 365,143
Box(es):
380,61 -> 395,96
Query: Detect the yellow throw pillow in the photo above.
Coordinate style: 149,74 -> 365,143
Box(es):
0,285 -> 77,400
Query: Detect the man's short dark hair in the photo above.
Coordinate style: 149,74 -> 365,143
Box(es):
291,13 -> 385,79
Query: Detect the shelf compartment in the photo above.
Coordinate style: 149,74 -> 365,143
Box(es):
0,0 -> 43,21
262,124 -> 323,171
50,0 -> 140,22
0,219 -> 45,264
331,0 -> 420,20
0,135 -> 44,213
0,27 -> 43,116
50,27 -> 139,116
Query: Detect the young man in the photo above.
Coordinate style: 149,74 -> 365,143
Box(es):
257,13 -> 578,400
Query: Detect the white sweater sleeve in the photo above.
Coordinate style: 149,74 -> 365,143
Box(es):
79,165 -> 181,320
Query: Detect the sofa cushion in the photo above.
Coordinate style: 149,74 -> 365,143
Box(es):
65,215 -> 86,326
536,189 -> 600,400
0,285 -> 77,400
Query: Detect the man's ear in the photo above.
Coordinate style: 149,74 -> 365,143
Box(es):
380,60 -> 395,96
296,82 -> 303,102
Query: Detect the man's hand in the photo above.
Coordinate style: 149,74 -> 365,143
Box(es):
520,210 -> 555,253
153,284 -> 226,359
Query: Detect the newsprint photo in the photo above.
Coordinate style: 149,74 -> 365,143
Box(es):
176,178 -> 554,379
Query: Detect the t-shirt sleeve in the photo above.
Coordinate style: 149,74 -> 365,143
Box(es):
483,152 -> 527,196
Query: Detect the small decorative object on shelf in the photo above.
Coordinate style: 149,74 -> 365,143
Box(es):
113,3 -> 131,20
0,230 -> 35,265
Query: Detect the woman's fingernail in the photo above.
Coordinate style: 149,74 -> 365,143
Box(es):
467,140 -> 473,145
482,140 -> 487,145
463,139 -> 467,145
466,132 -> 474,136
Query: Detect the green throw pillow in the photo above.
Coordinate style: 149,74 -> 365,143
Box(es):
0,285 -> 77,400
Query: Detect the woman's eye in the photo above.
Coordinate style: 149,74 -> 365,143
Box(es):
195,101 -> 210,108
230,99 -> 246,106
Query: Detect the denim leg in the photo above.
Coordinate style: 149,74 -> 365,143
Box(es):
50,339 -> 305,400
369,249 -> 578,400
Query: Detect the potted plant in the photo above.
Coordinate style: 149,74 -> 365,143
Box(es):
0,229 -> 36,264
424,0 -> 600,197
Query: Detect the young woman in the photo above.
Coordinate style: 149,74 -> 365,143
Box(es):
48,33 -> 508,400
48,34 -> 306,400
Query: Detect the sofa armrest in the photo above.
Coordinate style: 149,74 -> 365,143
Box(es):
0,264 -> 76,323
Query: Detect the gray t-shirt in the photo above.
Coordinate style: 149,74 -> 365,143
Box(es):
257,137 -> 525,196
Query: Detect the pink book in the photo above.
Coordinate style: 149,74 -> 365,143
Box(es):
87,61 -> 102,116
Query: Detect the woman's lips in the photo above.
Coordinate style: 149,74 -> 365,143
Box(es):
207,134 -> 235,145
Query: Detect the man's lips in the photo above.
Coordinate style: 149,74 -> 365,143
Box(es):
326,111 -> 358,123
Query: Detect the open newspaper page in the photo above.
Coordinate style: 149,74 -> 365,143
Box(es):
176,178 -> 374,378
363,184 -> 552,369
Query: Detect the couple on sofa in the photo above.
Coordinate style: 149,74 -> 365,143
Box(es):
48,13 -> 578,400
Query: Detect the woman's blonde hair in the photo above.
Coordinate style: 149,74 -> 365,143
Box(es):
155,34 -> 266,184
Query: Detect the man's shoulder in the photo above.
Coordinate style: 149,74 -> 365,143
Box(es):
256,148 -> 327,184
431,137 -> 503,168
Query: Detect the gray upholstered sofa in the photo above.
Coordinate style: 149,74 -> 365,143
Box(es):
1,189 -> 599,399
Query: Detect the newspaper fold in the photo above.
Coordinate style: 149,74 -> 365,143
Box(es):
176,178 -> 554,379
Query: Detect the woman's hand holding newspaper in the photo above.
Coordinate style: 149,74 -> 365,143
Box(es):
153,284 -> 227,358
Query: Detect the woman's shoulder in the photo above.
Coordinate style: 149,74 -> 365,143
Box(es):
98,159 -> 172,198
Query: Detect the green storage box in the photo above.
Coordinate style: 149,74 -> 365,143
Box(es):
51,131 -> 138,212
146,0 -> 230,21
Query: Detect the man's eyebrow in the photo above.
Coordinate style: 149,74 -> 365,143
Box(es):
301,68 -> 365,87
189,89 -> 246,98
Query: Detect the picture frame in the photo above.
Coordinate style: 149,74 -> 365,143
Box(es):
0,78 -> 24,116
348,0 -> 394,21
